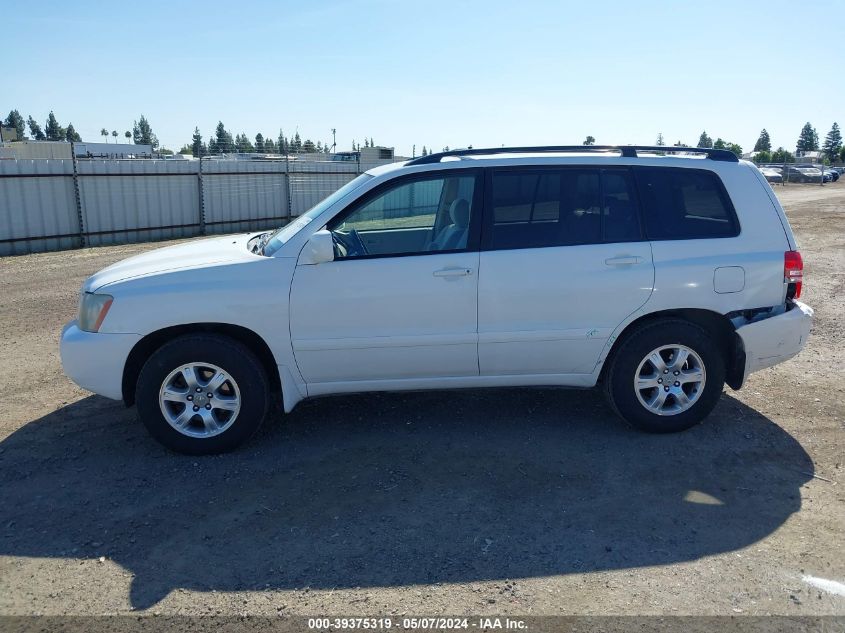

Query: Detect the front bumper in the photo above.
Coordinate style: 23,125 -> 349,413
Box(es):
736,300 -> 813,381
60,322 -> 142,400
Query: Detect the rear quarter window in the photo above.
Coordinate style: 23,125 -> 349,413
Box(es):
634,168 -> 739,240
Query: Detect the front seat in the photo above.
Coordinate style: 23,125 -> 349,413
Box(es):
427,198 -> 470,251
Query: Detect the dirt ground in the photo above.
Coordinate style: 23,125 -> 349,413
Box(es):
0,181 -> 842,618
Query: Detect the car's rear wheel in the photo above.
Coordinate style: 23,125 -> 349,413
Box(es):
604,319 -> 726,433
136,334 -> 269,454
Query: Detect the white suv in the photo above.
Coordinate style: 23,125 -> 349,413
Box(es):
60,145 -> 813,454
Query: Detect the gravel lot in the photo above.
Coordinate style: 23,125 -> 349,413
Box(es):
0,182 -> 842,617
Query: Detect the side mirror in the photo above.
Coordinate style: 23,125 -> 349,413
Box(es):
299,229 -> 334,265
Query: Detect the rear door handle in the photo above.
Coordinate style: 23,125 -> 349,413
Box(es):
605,256 -> 644,266
433,267 -> 473,277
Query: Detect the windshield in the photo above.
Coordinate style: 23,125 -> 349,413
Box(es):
262,174 -> 373,256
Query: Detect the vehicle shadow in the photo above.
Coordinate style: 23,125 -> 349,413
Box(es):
0,388 -> 812,609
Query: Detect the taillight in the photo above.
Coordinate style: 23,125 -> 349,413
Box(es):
784,250 -> 803,299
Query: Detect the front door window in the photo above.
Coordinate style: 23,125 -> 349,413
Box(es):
328,174 -> 478,258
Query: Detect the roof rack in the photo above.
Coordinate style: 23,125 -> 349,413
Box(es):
406,145 -> 739,166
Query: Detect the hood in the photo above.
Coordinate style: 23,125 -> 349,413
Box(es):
84,233 -> 258,292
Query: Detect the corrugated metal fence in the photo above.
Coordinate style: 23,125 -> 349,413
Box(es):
0,156 -> 365,256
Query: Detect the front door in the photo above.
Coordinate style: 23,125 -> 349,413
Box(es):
289,170 -> 483,386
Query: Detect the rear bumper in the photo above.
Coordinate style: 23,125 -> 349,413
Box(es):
736,300 -> 813,382
60,322 -> 142,400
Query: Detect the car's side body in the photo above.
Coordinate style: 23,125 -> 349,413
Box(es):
60,149 -> 812,443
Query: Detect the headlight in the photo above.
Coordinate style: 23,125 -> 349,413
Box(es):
78,292 -> 114,332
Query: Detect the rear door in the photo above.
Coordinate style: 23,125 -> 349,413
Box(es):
477,167 -> 654,376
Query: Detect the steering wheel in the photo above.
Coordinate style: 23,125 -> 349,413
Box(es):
330,232 -> 347,258
330,228 -> 368,258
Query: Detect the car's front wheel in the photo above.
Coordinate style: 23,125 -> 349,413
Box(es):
136,334 -> 269,454
604,319 -> 726,433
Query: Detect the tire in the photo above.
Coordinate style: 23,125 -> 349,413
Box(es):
603,319 -> 725,433
136,334 -> 270,454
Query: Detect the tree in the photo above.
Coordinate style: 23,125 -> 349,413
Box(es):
112,130 -> 118,143
65,123 -> 82,142
44,111 -> 65,141
4,110 -> 26,139
302,138 -> 316,153
673,140 -> 685,147
125,131 -> 131,142
264,137 -> 276,154
822,122 -> 842,163
753,129 -> 771,152
655,133 -> 665,146
713,138 -> 726,149
697,131 -> 713,148
291,132 -> 302,152
178,145 -> 193,155
725,142 -> 742,157
158,147 -> 174,155
214,122 -> 234,153
752,150 -> 772,164
841,146 -> 845,164
796,122 -> 819,154
191,127 -> 203,157
771,147 -> 795,163
235,133 -> 253,153
208,136 -> 219,155
28,116 -> 46,140
132,115 -> 159,148
583,135 -> 595,146
369,137 -> 374,147
421,145 -> 427,156
254,133 -> 265,153
100,128 -> 109,142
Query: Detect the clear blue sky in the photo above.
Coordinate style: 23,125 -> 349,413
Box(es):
4,0 -> 843,155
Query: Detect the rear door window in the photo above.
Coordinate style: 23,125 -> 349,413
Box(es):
600,170 -> 642,243
488,169 -> 600,249
634,168 -> 739,240
486,168 -> 642,250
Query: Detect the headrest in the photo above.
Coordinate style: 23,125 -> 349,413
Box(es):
449,198 -> 470,228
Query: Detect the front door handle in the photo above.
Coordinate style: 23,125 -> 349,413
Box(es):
433,267 -> 473,277
605,256 -> 644,266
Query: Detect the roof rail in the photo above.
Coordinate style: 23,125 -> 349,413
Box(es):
406,145 -> 739,165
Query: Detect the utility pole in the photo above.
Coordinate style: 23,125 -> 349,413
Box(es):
198,153 -> 206,235
331,128 -> 336,153
70,141 -> 85,247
